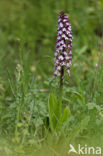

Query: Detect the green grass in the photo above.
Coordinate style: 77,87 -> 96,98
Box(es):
0,0 -> 103,155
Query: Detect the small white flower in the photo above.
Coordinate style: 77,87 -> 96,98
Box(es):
63,19 -> 67,22
63,28 -> 66,31
54,70 -> 58,74
57,42 -> 61,46
58,18 -> 61,22
68,27 -> 71,31
67,69 -> 70,75
58,55 -> 64,60
55,60 -> 59,64
66,22 -> 70,26
57,66 -> 61,70
57,36 -> 61,40
61,62 -> 66,66
59,46 -> 63,51
62,44 -> 66,48
69,34 -> 72,37
62,34 -> 66,38
63,52 -> 67,56
60,22 -> 63,27
55,52 -> 58,57
57,72 -> 60,76
56,49 -> 59,53
65,56 -> 70,60
69,61 -> 72,65
60,40 -> 64,44
58,25 -> 61,30
70,39 -> 72,42
66,63 -> 70,67
58,30 -> 62,35
65,36 -> 69,40
62,34 -> 68,40
67,31 -> 70,34
68,44 -> 71,48
64,15 -> 68,18
69,50 -> 72,54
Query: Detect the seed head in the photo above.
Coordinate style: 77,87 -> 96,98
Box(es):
54,11 -> 72,77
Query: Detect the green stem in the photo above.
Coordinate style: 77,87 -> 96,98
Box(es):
58,67 -> 64,119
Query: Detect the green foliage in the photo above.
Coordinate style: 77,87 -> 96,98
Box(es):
48,93 -> 58,131
69,116 -> 90,142
48,93 -> 71,132
61,106 -> 71,123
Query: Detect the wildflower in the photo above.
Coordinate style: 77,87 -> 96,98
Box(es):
54,11 -> 72,77
16,64 -> 22,81
30,65 -> 36,72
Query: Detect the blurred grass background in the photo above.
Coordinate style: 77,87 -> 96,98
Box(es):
0,0 -> 103,155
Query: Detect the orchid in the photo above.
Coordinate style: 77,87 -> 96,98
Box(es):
48,12 -> 72,132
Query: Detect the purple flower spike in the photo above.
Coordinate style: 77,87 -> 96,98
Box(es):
54,11 -> 72,77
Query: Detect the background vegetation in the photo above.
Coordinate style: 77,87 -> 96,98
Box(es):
0,0 -> 103,155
